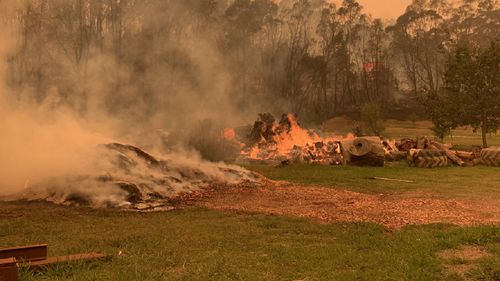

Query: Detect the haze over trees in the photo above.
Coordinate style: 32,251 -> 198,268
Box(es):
1,0 -> 499,143
430,42 -> 500,147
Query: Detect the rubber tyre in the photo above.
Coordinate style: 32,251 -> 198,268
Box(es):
348,138 -> 374,157
408,149 -> 448,168
481,147 -> 500,167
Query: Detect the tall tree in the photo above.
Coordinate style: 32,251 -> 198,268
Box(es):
432,41 -> 500,147
389,4 -> 446,98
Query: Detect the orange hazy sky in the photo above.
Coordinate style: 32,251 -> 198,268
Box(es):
332,0 -> 412,19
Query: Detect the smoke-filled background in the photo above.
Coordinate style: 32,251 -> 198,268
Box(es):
0,0 -> 102,195
0,0 -> 498,197
0,0 -> 269,198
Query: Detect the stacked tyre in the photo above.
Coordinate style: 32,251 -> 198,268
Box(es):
407,149 -> 448,168
481,147 -> 500,167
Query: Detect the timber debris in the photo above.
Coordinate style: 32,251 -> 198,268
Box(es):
396,136 -> 491,167
240,113 -> 344,165
237,114 -> 495,168
0,244 -> 111,281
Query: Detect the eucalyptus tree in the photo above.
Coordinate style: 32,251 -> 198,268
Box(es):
446,0 -> 500,47
431,41 -> 500,147
388,1 -> 447,98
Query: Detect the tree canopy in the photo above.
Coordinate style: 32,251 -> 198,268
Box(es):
431,41 -> 500,146
1,0 -> 498,131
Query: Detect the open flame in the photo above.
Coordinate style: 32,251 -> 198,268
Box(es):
240,114 -> 353,164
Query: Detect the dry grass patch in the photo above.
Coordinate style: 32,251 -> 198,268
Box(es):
437,245 -> 491,279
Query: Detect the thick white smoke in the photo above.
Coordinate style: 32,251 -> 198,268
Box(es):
0,5 -> 114,196
0,0 -> 260,207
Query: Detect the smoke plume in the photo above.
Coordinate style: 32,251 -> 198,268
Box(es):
0,15 -> 111,198
0,0 -> 261,206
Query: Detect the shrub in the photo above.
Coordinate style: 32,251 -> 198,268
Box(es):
360,103 -> 385,136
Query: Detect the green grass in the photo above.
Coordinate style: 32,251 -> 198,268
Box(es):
246,162 -> 500,199
0,202 -> 499,281
2,122 -> 498,280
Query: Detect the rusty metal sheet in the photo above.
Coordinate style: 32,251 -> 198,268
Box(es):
0,244 -> 48,262
0,258 -> 18,281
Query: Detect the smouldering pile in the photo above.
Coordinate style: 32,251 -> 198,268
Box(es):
237,114 -> 496,168
18,143 -> 261,210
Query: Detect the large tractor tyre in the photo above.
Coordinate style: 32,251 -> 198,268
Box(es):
348,138 -> 375,157
408,149 -> 448,168
350,154 -> 385,167
347,137 -> 385,167
481,147 -> 500,167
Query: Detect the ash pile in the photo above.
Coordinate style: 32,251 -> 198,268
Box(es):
239,113 -> 344,165
18,143 -> 261,211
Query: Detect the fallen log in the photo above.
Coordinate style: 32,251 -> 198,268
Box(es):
382,139 -> 398,153
426,143 -> 440,150
454,151 -> 474,161
385,151 -> 407,161
446,150 -> 465,167
430,141 -> 465,167
397,138 -> 416,152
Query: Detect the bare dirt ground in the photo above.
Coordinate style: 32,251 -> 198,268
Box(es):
195,181 -> 500,228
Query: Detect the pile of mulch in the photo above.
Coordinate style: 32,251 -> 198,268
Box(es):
192,181 -> 500,229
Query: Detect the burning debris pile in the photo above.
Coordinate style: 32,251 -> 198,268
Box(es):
12,121 -> 494,211
236,113 -> 499,168
240,113 -> 345,165
17,143 -> 261,210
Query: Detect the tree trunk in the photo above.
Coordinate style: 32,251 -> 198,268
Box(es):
481,112 -> 488,148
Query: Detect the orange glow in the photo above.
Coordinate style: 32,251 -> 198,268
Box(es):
242,114 -> 353,161
223,128 -> 236,141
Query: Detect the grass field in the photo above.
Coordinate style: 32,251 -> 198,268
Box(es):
1,202 -> 499,281
1,162 -> 499,280
246,162 -> 500,199
1,121 -> 499,281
